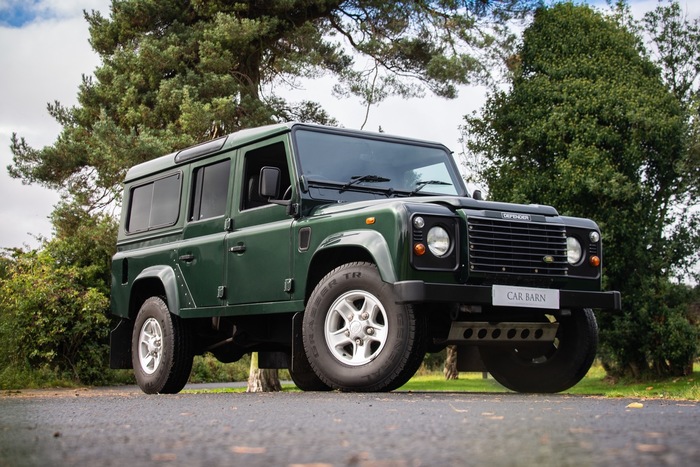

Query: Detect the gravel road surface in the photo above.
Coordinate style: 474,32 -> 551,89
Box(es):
1,386 -> 698,466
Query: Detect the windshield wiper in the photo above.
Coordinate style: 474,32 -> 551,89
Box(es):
339,174 -> 391,193
409,180 -> 452,196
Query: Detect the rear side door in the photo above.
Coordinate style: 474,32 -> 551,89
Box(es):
177,155 -> 233,308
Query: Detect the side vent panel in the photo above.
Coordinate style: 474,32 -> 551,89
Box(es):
298,227 -> 311,251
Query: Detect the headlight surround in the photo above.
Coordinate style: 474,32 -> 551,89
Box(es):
566,236 -> 583,265
410,213 -> 458,271
427,226 -> 451,257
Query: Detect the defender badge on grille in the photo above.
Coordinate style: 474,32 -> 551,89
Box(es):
501,212 -> 531,221
542,255 -> 555,263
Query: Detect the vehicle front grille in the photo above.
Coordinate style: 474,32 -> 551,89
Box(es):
467,217 -> 568,277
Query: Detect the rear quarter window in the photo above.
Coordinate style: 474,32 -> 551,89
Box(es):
127,173 -> 181,233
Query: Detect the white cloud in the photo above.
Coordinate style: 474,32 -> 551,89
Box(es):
0,1 -> 109,249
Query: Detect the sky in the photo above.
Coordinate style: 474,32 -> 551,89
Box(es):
0,0 -> 697,250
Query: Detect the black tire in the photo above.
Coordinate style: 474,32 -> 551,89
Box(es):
302,262 -> 426,392
479,308 -> 598,393
131,296 -> 194,394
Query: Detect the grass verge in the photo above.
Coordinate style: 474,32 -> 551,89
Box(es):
401,365 -> 699,401
183,364 -> 699,400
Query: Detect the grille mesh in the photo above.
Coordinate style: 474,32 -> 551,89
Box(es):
467,217 -> 568,276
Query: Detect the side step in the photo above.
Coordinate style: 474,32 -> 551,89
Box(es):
445,321 -> 559,346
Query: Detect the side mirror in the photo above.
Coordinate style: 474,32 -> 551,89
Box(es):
260,166 -> 281,199
472,189 -> 483,200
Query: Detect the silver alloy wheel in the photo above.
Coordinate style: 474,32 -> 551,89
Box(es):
324,289 -> 388,366
138,317 -> 163,375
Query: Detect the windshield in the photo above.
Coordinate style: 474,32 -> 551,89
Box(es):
293,129 -> 463,200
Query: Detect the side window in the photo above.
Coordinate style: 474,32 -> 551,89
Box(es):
242,142 -> 291,210
127,173 -> 181,233
190,159 -> 231,221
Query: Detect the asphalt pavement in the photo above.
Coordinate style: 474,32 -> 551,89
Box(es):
1,386 -> 698,466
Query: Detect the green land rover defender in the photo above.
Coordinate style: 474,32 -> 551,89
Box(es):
109,122 -> 621,394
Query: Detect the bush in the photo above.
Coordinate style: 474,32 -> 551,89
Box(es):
598,281 -> 699,378
189,353 -> 252,383
0,249 -> 112,386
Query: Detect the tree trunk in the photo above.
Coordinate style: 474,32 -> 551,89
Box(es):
246,352 -> 281,392
443,345 -> 459,380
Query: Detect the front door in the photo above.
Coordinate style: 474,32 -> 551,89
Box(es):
225,139 -> 295,305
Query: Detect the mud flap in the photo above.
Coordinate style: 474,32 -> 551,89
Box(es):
109,318 -> 133,369
291,312 -> 308,374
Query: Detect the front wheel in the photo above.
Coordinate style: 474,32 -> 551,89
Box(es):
479,309 -> 598,393
132,296 -> 193,394
302,262 -> 425,392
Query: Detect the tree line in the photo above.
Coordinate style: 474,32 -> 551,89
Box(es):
1,0 -> 698,388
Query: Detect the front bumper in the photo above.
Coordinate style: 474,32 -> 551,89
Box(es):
392,281 -> 621,311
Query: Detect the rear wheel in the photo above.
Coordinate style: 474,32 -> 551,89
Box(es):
303,262 -> 425,392
132,296 -> 193,394
479,309 -> 598,393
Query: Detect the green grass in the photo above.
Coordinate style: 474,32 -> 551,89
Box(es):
183,364 -> 700,401
399,364 -> 700,400
4,357 -> 697,401
560,364 -> 700,400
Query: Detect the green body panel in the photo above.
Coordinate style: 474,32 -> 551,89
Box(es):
111,238 -> 182,318
289,201 -> 413,301
226,210 -> 293,305
177,229 -> 227,307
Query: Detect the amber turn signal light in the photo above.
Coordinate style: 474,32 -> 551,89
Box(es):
589,255 -> 601,267
414,243 -> 426,256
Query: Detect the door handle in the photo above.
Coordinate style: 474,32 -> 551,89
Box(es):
229,244 -> 246,253
178,254 -> 195,262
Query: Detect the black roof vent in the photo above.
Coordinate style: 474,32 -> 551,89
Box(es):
174,135 -> 227,163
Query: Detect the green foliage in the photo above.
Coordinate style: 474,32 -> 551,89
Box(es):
0,208 -> 119,387
8,0 -> 539,211
0,249 -> 110,385
642,0 -> 700,108
420,348 -> 448,373
188,353 -> 252,384
461,2 -> 699,378
0,364 -> 79,390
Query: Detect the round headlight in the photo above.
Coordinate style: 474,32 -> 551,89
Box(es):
427,226 -> 451,257
567,237 -> 582,265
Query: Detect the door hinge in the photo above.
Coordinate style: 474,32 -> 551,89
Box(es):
217,286 -> 226,299
284,278 -> 294,293
224,218 -> 234,231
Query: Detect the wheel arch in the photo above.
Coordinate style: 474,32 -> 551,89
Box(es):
304,230 -> 397,304
129,266 -> 181,318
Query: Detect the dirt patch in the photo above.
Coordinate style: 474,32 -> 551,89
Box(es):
1,386 -> 141,399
